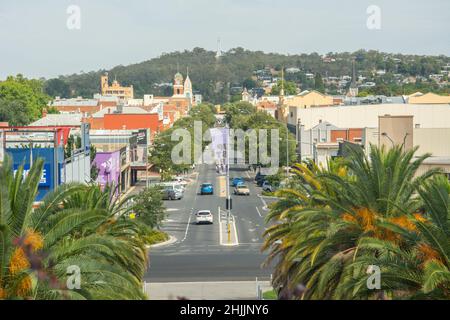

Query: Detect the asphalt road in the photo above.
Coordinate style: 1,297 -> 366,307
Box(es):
144,163 -> 277,283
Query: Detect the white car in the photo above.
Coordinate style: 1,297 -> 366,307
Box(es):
195,210 -> 214,224
172,176 -> 188,187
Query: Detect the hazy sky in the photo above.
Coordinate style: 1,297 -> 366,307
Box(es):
0,0 -> 449,79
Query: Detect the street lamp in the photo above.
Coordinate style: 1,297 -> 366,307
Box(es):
381,132 -> 394,148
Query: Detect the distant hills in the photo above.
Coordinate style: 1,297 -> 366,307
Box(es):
45,48 -> 450,104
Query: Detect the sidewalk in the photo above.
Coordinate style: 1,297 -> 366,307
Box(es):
145,281 -> 272,300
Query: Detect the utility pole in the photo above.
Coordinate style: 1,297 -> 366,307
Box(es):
226,124 -> 231,244
298,119 -> 302,163
286,124 -> 289,179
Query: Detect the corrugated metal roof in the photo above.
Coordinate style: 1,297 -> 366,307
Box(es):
92,106 -> 149,118
29,114 -> 83,126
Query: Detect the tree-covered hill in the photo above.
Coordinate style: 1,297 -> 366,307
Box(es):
45,48 -> 450,103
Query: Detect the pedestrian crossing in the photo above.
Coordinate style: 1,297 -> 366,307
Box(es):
150,243 -> 265,255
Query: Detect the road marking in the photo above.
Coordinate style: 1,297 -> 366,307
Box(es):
166,208 -> 179,212
256,206 -> 262,218
181,210 -> 193,242
218,176 -> 226,197
258,195 -> 268,209
218,207 -> 223,245
233,215 -> 239,246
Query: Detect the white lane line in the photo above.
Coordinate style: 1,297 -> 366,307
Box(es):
258,195 -> 268,209
233,215 -> 239,246
256,206 -> 262,218
218,207 -> 223,245
181,210 -> 193,242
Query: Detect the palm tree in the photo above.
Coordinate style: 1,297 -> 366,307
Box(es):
263,144 -> 441,299
0,157 -> 148,300
348,175 -> 450,299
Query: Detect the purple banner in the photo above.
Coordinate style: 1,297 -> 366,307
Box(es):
94,151 -> 120,188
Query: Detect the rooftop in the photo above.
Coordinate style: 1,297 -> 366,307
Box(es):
91,106 -> 149,118
29,114 -> 83,127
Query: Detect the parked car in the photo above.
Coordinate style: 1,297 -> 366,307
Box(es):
262,181 -> 274,192
234,184 -> 250,196
172,176 -> 188,187
232,177 -> 245,187
255,172 -> 267,182
256,178 -> 267,187
161,188 -> 183,200
200,183 -> 214,195
161,182 -> 185,193
255,173 -> 267,186
195,210 -> 214,224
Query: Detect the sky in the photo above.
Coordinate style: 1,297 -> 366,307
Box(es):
0,0 -> 449,80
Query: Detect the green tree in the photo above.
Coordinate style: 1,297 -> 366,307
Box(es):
0,99 -> 31,126
133,186 -> 166,229
0,157 -> 148,300
44,78 -> 70,98
0,75 -> 50,123
270,80 -> 297,95
314,74 -> 325,93
263,144 -> 443,299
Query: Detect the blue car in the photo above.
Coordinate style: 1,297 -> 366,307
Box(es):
200,183 -> 214,195
232,177 -> 245,187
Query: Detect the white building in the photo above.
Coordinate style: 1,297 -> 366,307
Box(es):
289,104 -> 450,130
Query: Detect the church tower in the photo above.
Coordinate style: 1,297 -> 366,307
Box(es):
101,72 -> 109,95
173,71 -> 184,96
184,68 -> 193,107
348,58 -> 359,97
277,68 -> 288,123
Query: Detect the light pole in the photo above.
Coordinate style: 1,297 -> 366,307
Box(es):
225,124 -> 231,244
401,133 -> 409,152
381,132 -> 395,148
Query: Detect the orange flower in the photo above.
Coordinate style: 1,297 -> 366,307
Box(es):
23,229 -> 44,252
356,208 -> 376,232
417,243 -> 442,264
0,287 -> 6,300
16,276 -> 32,298
9,248 -> 30,275
342,213 -> 357,223
413,213 -> 427,223
389,216 -> 417,232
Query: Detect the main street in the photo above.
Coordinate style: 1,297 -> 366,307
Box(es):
144,163 -> 276,283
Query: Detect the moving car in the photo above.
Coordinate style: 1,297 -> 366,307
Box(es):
234,184 -> 250,196
195,210 -> 214,224
200,183 -> 214,195
232,177 -> 245,187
